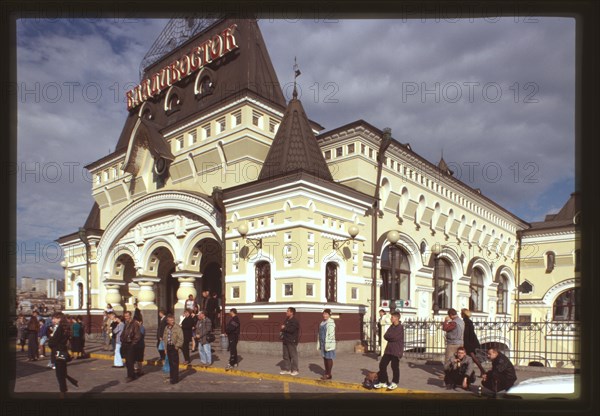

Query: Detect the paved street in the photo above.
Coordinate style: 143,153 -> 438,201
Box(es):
12,336 -> 573,398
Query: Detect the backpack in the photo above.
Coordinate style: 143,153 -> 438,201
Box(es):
363,371 -> 379,389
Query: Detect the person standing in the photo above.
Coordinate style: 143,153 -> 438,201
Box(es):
279,307 -> 300,376
180,309 -> 196,365
47,312 -> 78,398
112,315 -> 124,368
200,290 -> 218,330
101,311 -> 111,351
184,294 -> 196,311
16,315 -> 27,352
374,311 -> 404,390
225,308 -> 240,370
157,309 -> 167,361
460,308 -> 485,376
120,311 -> 142,382
71,316 -> 83,359
317,309 -> 336,380
163,314 -> 183,384
133,302 -> 143,324
134,316 -> 145,377
109,312 -> 118,353
377,309 -> 390,353
442,308 -> 464,365
444,346 -> 476,389
26,312 -> 39,361
481,347 -> 517,396
195,310 -> 212,366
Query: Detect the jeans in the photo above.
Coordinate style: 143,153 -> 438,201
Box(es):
114,343 -> 123,366
199,342 -> 212,365
378,353 -> 400,384
55,357 -> 68,392
166,345 -> 179,383
282,343 -> 298,372
229,338 -> 238,366
27,333 -> 38,360
123,343 -> 137,378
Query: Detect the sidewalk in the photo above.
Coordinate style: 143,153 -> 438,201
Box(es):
80,333 -> 571,395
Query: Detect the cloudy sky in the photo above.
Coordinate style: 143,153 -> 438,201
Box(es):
16,17 -> 575,280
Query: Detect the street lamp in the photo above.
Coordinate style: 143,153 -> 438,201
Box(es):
387,230 -> 400,312
78,227 -> 92,335
332,225 -> 360,251
431,243 -> 442,316
237,223 -> 263,255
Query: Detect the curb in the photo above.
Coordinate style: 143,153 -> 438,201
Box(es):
88,351 -> 435,395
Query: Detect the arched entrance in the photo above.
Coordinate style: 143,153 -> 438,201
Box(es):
151,247 -> 178,315
191,238 -> 222,298
115,254 -> 136,306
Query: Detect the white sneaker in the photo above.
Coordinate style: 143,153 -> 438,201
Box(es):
373,382 -> 388,389
387,383 -> 398,390
280,370 -> 291,375
290,371 -> 299,376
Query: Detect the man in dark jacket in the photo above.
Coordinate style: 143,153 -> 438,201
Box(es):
157,309 -> 167,361
279,307 -> 300,376
481,347 -> 517,395
199,290 -> 218,330
180,309 -> 196,365
225,308 -> 241,370
120,311 -> 142,382
375,311 -> 404,390
461,308 -> 485,376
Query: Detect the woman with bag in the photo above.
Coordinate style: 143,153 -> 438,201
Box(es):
112,315 -> 124,368
317,309 -> 336,380
47,312 -> 78,398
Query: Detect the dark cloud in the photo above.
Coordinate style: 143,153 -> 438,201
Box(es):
16,17 -> 575,279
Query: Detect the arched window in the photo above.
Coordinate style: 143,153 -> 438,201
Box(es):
255,261 -> 270,302
434,258 -> 452,311
380,246 -> 411,303
325,262 -> 337,303
470,268 -> 484,312
553,288 -> 580,321
546,252 -> 556,273
77,282 -> 84,309
496,274 -> 508,314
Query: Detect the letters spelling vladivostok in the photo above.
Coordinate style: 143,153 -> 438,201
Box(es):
125,24 -> 239,111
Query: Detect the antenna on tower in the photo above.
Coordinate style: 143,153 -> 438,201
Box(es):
293,56 -> 301,99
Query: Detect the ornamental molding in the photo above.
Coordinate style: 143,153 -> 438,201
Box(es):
97,191 -> 220,277
542,278 -> 578,305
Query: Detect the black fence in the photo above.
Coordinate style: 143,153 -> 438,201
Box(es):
364,318 -> 580,369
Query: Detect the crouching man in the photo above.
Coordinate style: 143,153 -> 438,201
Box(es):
444,346 -> 476,390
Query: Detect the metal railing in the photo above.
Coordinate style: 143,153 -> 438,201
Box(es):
363,318 -> 580,369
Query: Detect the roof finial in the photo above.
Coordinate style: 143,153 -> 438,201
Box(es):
293,56 -> 301,99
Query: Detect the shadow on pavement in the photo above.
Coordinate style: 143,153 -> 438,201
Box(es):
308,363 -> 325,376
407,361 -> 444,377
84,380 -> 120,394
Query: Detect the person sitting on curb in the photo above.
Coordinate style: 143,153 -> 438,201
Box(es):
444,346 -> 476,390
481,346 -> 517,397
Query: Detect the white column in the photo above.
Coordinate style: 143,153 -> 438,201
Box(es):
103,280 -> 126,313
171,271 -> 203,317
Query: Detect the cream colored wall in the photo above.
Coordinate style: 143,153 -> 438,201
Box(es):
519,232 -> 578,321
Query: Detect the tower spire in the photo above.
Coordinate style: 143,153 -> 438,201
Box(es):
293,56 -> 301,99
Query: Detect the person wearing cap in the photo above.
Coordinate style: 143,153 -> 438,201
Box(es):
442,308 -> 464,365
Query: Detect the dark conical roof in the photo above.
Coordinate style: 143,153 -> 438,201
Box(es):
437,157 -> 454,176
258,96 -> 333,181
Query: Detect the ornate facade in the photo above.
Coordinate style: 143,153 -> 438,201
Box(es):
56,18 -> 578,357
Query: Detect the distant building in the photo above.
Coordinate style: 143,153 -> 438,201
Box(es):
20,277 -> 33,292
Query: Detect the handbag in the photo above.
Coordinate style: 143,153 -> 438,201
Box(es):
56,350 -> 72,363
206,332 -> 216,343
158,340 -> 165,351
162,357 -> 170,373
